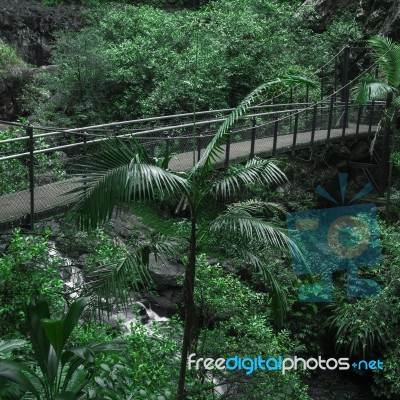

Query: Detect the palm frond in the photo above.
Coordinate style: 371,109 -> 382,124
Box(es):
392,95 -> 400,109
192,76 -> 317,176
238,249 -> 287,325
0,340 -> 26,358
211,205 -> 301,256
68,139 -> 188,230
353,75 -> 394,104
211,202 -> 305,266
211,212 -> 288,249
225,199 -> 287,216
369,36 -> 400,87
209,158 -> 287,198
83,236 -> 179,318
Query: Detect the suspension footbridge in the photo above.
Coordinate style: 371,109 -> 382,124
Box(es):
0,46 -> 387,231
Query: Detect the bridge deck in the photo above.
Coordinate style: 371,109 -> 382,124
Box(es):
0,123 -> 376,230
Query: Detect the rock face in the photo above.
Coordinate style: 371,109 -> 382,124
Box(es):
148,253 -> 185,290
0,0 -> 83,66
141,295 -> 179,318
0,69 -> 28,120
299,0 -> 400,39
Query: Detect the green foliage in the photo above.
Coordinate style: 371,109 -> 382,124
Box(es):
353,36 -> 400,155
0,127 -> 66,195
366,222 -> 400,397
27,0 -> 362,126
0,40 -> 25,76
40,0 -> 106,6
0,229 -> 64,337
393,152 -> 400,171
373,339 -> 400,399
0,294 -> 126,399
67,74 -> 307,397
193,255 -> 309,399
89,320 -> 181,399
326,298 -> 388,359
195,254 -> 268,323
25,30 -> 111,126
72,257 -> 310,399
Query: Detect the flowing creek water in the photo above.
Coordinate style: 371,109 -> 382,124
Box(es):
48,241 -> 228,395
48,242 -> 170,334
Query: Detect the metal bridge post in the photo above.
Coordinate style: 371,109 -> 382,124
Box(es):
320,68 -> 324,100
250,117 -> 256,159
305,86 -> 309,127
272,120 -> 279,156
327,96 -> 334,145
197,134 -> 202,161
368,101 -> 375,135
27,125 -> 35,231
165,134 -> 170,158
83,132 -> 88,190
225,134 -> 231,170
356,106 -> 363,139
380,121 -> 391,195
311,104 -> 317,146
380,94 -> 393,195
341,46 -> 351,103
334,56 -> 338,103
341,97 -> 349,144
292,112 -> 299,155
340,47 -> 351,145
290,89 -> 293,133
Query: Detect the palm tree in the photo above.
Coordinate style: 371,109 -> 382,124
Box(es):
353,36 -> 400,194
354,36 -> 400,108
69,75 -> 315,399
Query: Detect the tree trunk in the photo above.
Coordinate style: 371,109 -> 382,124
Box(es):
176,216 -> 197,400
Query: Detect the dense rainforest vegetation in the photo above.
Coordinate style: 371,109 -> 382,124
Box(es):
0,0 -> 400,399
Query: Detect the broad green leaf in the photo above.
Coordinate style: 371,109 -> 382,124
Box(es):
25,293 -> 50,377
0,360 -> 40,399
41,319 -> 65,358
63,297 -> 90,347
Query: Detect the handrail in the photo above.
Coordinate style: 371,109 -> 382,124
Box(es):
0,102 -> 312,137
0,106 -> 312,152
0,102 -> 384,162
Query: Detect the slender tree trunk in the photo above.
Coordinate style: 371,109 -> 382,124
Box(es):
176,215 -> 197,400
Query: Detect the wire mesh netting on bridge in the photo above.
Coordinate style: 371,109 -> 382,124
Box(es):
0,100 -> 384,229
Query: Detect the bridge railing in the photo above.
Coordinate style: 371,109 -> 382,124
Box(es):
0,99 -> 385,229
0,102 -> 326,192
